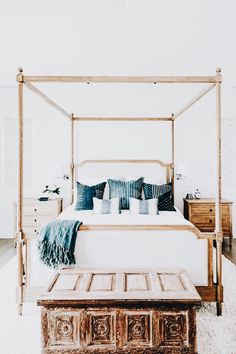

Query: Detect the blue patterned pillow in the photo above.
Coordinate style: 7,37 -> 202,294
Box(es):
143,182 -> 175,211
108,177 -> 144,209
75,181 -> 106,211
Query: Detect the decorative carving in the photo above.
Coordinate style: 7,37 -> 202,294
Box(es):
127,315 -> 150,343
57,318 -> 73,338
91,315 -> 112,343
80,310 -> 87,342
41,348 -> 189,354
162,314 -> 186,344
53,315 -> 75,343
41,307 -> 196,354
41,307 -> 49,349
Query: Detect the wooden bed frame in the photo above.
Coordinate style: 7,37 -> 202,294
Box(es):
16,68 -> 223,316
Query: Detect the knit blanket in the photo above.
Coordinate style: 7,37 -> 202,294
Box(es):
37,219 -> 82,268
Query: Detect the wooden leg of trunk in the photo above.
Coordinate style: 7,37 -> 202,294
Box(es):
217,301 -> 222,316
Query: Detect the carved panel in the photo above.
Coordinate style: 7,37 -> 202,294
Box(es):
160,311 -> 187,347
56,316 -> 74,341
49,310 -> 80,347
87,312 -> 115,346
123,312 -> 151,346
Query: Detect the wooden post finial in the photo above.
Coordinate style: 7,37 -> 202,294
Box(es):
17,67 -> 24,82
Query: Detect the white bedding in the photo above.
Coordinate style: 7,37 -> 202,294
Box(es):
29,205 -> 210,288
58,205 -> 192,226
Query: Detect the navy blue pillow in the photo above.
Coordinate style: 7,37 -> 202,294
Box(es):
75,181 -> 106,211
143,182 -> 175,211
108,178 -> 144,209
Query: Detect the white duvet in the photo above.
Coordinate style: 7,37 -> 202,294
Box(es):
58,205 -> 192,226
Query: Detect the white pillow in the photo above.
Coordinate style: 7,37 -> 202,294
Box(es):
129,197 -> 159,215
93,197 -> 121,214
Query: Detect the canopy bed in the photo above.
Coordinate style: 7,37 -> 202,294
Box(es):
16,68 -> 223,317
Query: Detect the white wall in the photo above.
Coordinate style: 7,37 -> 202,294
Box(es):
0,0 -> 235,236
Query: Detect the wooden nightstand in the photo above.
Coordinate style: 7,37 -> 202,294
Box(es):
183,198 -> 233,247
23,198 -> 62,239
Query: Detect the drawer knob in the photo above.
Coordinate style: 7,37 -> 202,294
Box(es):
34,208 -> 37,212
34,229 -> 37,233
209,219 -> 212,223
209,208 -> 213,212
34,219 -> 37,222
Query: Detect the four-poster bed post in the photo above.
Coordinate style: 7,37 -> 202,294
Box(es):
17,67 -> 24,315
16,67 -> 223,315
215,67 -> 223,315
171,113 -> 175,203
70,113 -> 75,204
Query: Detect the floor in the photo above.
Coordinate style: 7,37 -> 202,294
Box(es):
222,239 -> 236,265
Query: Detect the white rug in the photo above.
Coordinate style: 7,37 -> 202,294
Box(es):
0,255 -> 236,354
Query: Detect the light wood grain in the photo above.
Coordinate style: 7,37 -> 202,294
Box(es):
77,159 -> 173,168
17,74 -> 24,315
73,116 -> 173,121
174,83 -> 215,120
23,75 -> 217,83
183,199 -> 232,237
70,114 -> 75,204
38,268 -> 201,303
215,68 -> 222,315
171,118 -> 175,202
25,82 -> 71,120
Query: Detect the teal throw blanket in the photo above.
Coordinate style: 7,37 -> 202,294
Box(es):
38,219 -> 82,268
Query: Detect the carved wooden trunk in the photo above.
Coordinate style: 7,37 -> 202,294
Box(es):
37,268 -> 201,354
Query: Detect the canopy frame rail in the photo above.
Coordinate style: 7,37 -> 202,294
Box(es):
73,116 -> 173,121
173,83 -> 216,120
24,81 -> 72,120
20,75 -> 218,84
16,67 -> 222,316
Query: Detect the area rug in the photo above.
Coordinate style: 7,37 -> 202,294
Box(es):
0,254 -> 235,354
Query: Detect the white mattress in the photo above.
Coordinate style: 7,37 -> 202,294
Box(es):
58,205 -> 192,226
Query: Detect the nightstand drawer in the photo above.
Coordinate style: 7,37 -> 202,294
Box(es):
23,202 -> 61,216
23,215 -> 54,227
24,226 -> 40,238
184,198 -> 233,246
190,204 -> 229,216
191,214 -> 230,227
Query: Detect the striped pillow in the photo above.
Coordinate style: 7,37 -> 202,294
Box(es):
129,198 -> 159,215
75,181 -> 106,211
108,177 -> 143,209
143,182 -> 175,211
93,197 -> 121,214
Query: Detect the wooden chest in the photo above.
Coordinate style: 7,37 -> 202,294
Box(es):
183,198 -> 233,246
37,268 -> 201,354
